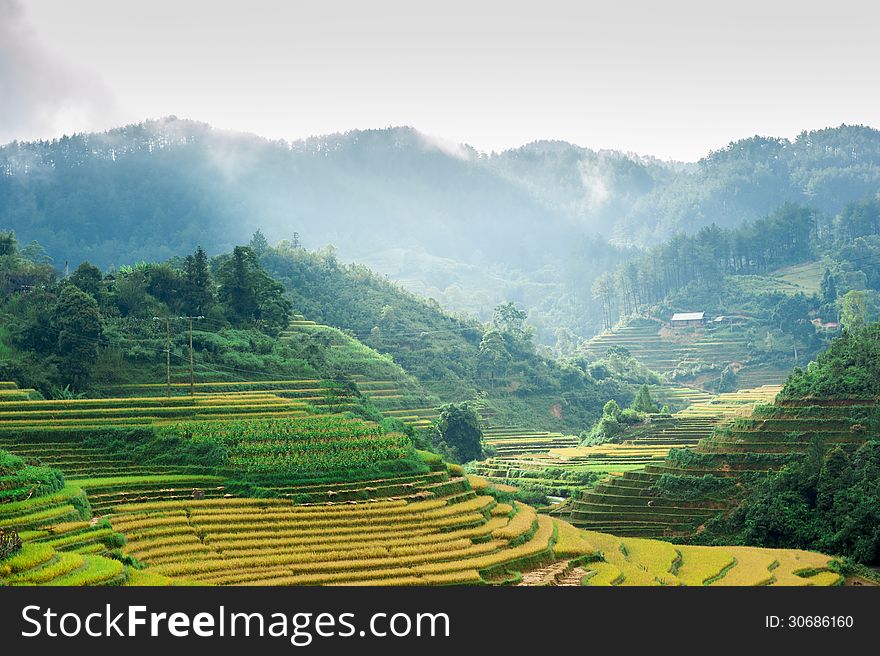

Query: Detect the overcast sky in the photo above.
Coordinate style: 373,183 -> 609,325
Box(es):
2,0 -> 878,160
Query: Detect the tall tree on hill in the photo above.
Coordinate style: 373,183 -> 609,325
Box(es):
249,230 -> 270,257
218,246 -> 260,323
478,329 -> 509,389
435,403 -> 483,463
492,301 -> 534,356
69,262 -> 103,299
0,230 -> 17,258
215,245 -> 292,335
51,285 -> 102,390
183,246 -> 214,315
840,290 -> 869,332
630,384 -> 658,413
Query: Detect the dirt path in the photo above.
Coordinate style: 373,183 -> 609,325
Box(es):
517,561 -> 587,586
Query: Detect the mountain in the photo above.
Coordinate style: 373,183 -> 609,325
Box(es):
2,118 -> 879,340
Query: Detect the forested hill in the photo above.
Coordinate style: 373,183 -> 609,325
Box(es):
3,118 -> 880,339
258,242 -> 485,396
258,241 -> 632,431
0,118 -> 569,270
4,119 -> 879,265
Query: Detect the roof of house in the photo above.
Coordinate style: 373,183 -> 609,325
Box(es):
671,312 -> 705,322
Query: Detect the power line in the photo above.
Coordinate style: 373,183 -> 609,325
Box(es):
152,316 -> 204,397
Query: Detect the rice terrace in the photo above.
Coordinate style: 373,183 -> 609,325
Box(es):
3,49 -> 880,590
4,192 -> 880,588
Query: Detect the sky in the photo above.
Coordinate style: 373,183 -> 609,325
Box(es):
2,0 -> 879,161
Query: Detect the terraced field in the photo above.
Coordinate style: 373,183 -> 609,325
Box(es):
567,389 -> 875,538
581,317 -> 751,372
732,260 -> 825,297
280,316 -> 438,426
0,386 -> 317,432
0,438 -> 206,480
574,531 -> 840,586
470,387 -> 780,500
482,427 -> 579,456
1,541 -> 128,586
1,438 -> 843,587
109,486 -> 559,585
649,386 -> 715,410
581,317 -> 792,390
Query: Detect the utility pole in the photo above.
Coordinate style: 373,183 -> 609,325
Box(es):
153,316 -> 204,398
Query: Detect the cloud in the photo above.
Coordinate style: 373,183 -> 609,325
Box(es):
0,0 -> 119,144
577,157 -> 612,211
415,130 -> 473,161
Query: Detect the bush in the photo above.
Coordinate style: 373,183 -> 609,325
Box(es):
0,448 -> 66,503
0,528 -> 22,560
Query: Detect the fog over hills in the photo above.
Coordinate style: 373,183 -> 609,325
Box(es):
2,117 -> 879,339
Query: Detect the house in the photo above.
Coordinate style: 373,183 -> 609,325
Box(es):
670,311 -> 705,328
811,318 -> 840,330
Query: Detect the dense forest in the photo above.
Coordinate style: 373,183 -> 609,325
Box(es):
4,119 -> 880,342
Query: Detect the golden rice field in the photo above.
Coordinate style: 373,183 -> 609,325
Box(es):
108,490 -> 559,585
1,472 -> 843,587
518,521 -> 841,587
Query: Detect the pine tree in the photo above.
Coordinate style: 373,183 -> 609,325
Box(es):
218,246 -> 259,323
249,230 -> 270,256
183,246 -> 214,315
630,384 -> 658,413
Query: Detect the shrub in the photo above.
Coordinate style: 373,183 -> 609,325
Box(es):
0,528 -> 22,560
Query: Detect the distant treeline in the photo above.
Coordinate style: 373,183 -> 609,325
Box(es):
592,198 -> 880,328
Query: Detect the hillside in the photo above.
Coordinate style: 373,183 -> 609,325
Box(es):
258,243 -> 632,431
579,316 -> 800,392
563,325 -> 880,568
4,119 -> 880,340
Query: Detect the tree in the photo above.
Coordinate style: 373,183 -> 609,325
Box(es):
215,246 -> 291,334
718,365 -> 738,392
183,246 -> 214,315
630,384 -> 658,413
492,302 -> 527,336
771,293 -> 810,332
69,262 -> 103,298
603,399 -> 621,419
491,301 -> 535,356
51,285 -> 102,390
820,268 -> 837,305
114,269 -> 151,317
320,374 -> 359,412
217,246 -> 260,323
145,264 -> 185,310
841,290 -> 868,332
478,329 -> 509,389
435,403 -> 483,463
0,230 -> 17,257
20,241 -> 52,265
249,230 -> 270,256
